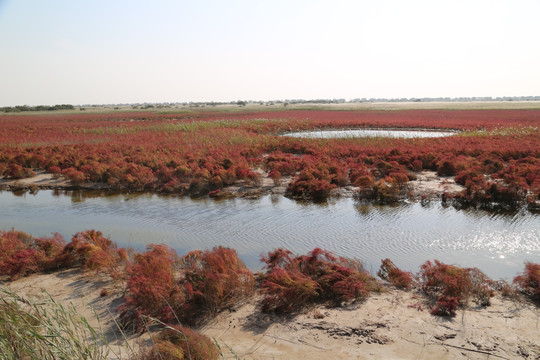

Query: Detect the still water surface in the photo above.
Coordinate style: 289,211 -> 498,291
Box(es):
1,190 -> 538,280
283,129 -> 456,139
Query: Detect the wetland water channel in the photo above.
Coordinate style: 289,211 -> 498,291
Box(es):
1,190 -> 538,280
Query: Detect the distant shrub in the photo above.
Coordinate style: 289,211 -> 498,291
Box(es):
419,260 -> 493,316
268,169 -> 282,185
131,325 -> 219,360
286,168 -> 336,200
377,258 -> 414,289
359,179 -> 400,204
62,167 -> 85,186
387,171 -> 410,186
437,158 -> 457,177
47,165 -> 62,178
265,152 -> 300,176
454,169 -> 482,186
260,248 -> 380,313
5,164 -> 35,179
351,174 -> 375,188
513,262 -> 540,302
411,159 -> 423,172
349,167 -> 374,188
119,163 -> 155,191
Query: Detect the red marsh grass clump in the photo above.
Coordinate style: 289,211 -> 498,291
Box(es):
513,262 -> 540,302
0,229 -> 127,280
419,260 -> 494,316
377,258 -> 414,289
118,245 -> 254,332
57,230 -> 129,277
259,248 -> 381,313
0,229 -> 129,280
0,109 -> 538,204
0,230 -> 64,279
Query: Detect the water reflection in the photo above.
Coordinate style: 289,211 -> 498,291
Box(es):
0,190 -> 538,280
283,129 -> 457,139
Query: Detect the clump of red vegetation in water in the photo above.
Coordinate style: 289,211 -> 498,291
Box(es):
377,258 -> 414,289
259,248 -> 381,313
118,245 -> 254,332
419,260 -> 493,316
513,262 -> 540,303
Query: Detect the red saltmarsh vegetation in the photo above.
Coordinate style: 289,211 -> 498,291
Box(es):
0,109 -> 539,206
57,230 -> 129,277
513,262 -> 540,303
118,245 -> 254,332
259,248 -> 381,313
131,325 -> 220,360
0,229 -> 128,280
0,230 -> 64,279
377,258 -> 414,289
419,260 -> 493,316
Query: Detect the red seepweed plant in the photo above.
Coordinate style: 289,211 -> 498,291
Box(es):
57,230 -> 129,277
118,245 -> 254,332
419,260 -> 493,316
1,109 -> 537,205
0,230 -> 66,280
117,244 -> 181,332
377,258 -> 414,289
260,248 -> 380,313
513,262 -> 540,303
180,247 -> 255,318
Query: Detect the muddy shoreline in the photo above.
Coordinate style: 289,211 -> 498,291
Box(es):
0,170 -> 464,203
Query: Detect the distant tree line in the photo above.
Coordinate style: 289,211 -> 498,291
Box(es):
4,96 -> 539,112
350,96 -> 540,103
1,104 -> 75,113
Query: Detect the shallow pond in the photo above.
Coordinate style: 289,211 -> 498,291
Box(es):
1,190 -> 538,280
283,129 -> 456,138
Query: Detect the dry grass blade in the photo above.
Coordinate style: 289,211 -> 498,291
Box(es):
0,286 -> 109,360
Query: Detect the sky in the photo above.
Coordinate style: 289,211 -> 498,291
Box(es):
0,0 -> 539,106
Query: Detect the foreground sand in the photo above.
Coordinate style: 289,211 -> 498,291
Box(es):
4,269 -> 539,359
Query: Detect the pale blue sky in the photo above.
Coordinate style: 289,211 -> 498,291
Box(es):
1,0 -> 539,106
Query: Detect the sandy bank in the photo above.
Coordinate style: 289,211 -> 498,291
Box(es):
3,270 -> 538,359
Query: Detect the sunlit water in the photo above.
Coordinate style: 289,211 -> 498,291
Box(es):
1,190 -> 538,280
283,129 -> 457,139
